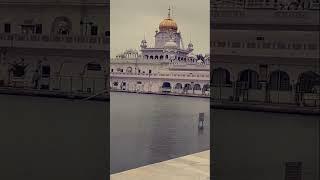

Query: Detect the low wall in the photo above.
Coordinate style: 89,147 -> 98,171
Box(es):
212,87 -> 233,100
269,91 -> 294,104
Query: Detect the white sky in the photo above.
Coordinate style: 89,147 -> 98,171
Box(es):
110,0 -> 210,57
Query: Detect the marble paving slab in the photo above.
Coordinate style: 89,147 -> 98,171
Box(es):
111,150 -> 210,180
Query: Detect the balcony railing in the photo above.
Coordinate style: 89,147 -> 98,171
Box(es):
0,33 -> 109,50
110,72 -> 210,80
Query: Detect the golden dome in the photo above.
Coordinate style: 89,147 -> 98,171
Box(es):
159,18 -> 178,32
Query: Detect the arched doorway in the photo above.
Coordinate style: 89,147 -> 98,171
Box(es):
297,71 -> 320,93
268,70 -> 291,104
175,83 -> 183,89
297,71 -> 320,106
193,84 -> 201,94
269,70 -> 290,91
184,83 -> 192,94
212,68 -> 231,86
174,83 -> 183,93
203,84 -> 210,95
162,82 -> 171,93
238,69 -> 260,89
237,69 -> 260,101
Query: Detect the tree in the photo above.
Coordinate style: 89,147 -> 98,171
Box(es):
196,54 -> 204,60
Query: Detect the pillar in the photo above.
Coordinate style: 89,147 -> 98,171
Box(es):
232,81 -> 236,102
291,81 -> 297,105
259,81 -> 266,103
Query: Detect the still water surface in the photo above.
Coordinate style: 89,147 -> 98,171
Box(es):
0,93 -> 210,175
110,92 -> 210,173
2,93 -> 317,177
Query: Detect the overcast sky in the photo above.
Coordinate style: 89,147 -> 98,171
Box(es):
110,0 -> 210,57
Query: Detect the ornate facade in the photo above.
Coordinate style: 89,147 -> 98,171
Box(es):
110,8 -> 210,96
0,0 -> 109,97
211,0 -> 320,107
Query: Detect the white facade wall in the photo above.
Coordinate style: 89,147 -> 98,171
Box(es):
0,1 -> 109,95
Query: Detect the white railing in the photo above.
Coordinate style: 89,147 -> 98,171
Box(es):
110,72 -> 210,80
1,75 -> 109,95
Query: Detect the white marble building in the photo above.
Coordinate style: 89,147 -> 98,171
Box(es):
110,9 -> 210,96
211,0 -> 320,106
0,0 -> 109,96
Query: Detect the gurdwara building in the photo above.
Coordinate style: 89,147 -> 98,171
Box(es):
110,9 -> 210,96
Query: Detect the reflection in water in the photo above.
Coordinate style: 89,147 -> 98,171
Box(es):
110,92 -> 210,173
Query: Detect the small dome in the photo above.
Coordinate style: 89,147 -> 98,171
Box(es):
164,39 -> 177,49
140,39 -> 147,49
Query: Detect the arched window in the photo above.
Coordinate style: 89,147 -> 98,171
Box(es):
297,71 -> 320,93
52,16 -> 72,35
126,67 -> 132,73
269,70 -> 290,91
162,82 -> 171,88
165,55 -> 168,59
212,68 -> 231,86
193,84 -> 201,90
150,56 -> 153,59
175,83 -> 183,89
155,55 -> 158,59
203,84 -> 210,92
160,55 -> 163,60
238,69 -> 260,89
145,55 -> 149,59
184,84 -> 192,91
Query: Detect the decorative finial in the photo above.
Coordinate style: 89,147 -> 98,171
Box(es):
172,6 -> 174,18
168,6 -> 171,18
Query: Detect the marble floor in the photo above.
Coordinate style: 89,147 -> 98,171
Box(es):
110,150 -> 210,180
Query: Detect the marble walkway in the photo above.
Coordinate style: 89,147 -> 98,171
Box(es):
110,150 -> 210,180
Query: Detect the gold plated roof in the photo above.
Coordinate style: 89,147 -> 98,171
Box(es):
159,6 -> 178,32
159,18 -> 178,32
